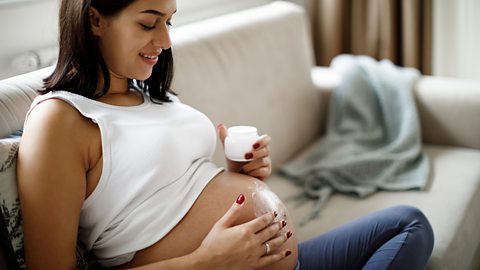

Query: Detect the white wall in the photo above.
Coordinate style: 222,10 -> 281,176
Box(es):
0,0 -> 59,79
0,0 -> 271,80
176,0 -> 271,25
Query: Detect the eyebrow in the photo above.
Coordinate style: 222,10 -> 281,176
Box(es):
140,9 -> 177,17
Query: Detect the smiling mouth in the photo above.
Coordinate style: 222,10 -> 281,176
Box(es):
139,53 -> 159,60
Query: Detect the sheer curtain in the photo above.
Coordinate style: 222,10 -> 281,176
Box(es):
306,0 -> 432,74
433,0 -> 480,80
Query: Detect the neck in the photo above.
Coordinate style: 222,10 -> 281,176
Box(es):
108,70 -> 130,94
98,70 -> 130,95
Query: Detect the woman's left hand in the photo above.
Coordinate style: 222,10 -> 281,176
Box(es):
218,124 -> 272,180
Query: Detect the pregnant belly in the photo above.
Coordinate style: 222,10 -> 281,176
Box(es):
118,171 -> 298,270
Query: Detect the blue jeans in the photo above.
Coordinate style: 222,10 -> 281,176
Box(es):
296,205 -> 434,270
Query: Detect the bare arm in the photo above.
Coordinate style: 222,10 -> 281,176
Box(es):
17,99 -> 90,269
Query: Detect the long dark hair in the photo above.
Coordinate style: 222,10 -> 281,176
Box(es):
42,0 -> 174,103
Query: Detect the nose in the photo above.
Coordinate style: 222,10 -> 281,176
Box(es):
152,24 -> 172,50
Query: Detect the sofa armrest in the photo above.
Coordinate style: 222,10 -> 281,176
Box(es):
311,67 -> 480,149
0,66 -> 52,138
415,76 -> 480,149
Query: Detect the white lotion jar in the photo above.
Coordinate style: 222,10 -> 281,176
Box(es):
225,126 -> 259,162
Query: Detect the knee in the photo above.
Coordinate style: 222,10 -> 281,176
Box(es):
392,205 -> 429,225
393,205 -> 435,250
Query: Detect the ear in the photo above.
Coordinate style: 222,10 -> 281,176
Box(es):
89,7 -> 104,37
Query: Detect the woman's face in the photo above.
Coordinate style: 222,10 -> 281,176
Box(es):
90,0 -> 176,81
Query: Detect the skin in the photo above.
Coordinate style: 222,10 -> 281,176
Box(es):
17,0 -> 297,269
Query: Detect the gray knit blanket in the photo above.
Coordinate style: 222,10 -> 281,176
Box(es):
279,55 -> 429,225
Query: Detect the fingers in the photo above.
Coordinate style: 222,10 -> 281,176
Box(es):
256,229 -> 293,260
242,134 -> 271,178
245,146 -> 270,161
256,249 -> 293,268
253,134 -> 271,151
245,135 -> 271,160
241,157 -> 272,179
216,194 -> 246,228
217,123 -> 228,147
264,230 -> 293,252
256,220 -> 288,243
242,211 -> 277,234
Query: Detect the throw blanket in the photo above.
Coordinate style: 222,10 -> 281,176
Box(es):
279,55 -> 429,225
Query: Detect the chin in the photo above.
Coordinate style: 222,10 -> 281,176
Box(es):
134,72 -> 153,81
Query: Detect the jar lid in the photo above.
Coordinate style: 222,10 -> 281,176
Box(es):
228,126 -> 257,135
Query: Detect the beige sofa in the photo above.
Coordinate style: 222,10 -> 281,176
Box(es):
1,2 -> 480,269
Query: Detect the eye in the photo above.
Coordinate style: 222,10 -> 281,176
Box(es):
166,21 -> 173,29
140,23 -> 155,30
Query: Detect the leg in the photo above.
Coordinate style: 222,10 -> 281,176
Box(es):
297,205 -> 434,270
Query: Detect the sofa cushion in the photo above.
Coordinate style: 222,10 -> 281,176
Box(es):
0,67 -> 54,139
170,2 -> 325,169
269,144 -> 480,270
0,131 -> 24,269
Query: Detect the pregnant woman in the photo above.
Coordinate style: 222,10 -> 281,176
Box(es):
16,0 -> 434,269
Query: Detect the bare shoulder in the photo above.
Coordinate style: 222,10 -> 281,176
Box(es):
19,97 -> 101,185
23,97 -> 99,154
25,97 -> 90,134
19,96 -> 95,180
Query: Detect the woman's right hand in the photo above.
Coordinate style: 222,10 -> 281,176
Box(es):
194,194 -> 292,270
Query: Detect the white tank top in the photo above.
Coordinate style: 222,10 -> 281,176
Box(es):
27,90 -> 224,266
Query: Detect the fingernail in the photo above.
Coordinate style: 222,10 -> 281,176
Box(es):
236,194 -> 245,204
274,211 -> 278,217
253,143 -> 260,149
285,250 -> 292,257
245,153 -> 253,160
286,231 -> 293,239
281,220 -> 287,228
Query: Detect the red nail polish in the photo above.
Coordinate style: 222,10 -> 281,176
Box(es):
286,231 -> 293,239
236,194 -> 245,204
282,220 -> 287,228
245,153 -> 253,160
285,250 -> 292,257
253,143 -> 260,149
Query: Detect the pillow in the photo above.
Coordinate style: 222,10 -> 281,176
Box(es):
0,131 -> 100,269
0,131 -> 24,269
